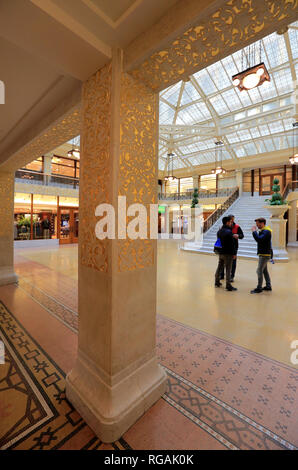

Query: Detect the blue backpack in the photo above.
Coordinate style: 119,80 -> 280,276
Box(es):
214,237 -> 222,254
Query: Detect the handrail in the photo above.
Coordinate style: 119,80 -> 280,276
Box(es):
159,186 -> 237,201
15,169 -> 79,188
203,187 -> 239,233
281,180 -> 298,199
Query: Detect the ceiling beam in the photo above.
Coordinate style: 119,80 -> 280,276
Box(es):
30,0 -> 111,58
124,0 -> 221,72
173,82 -> 185,124
160,97 -> 177,111
160,123 -> 215,131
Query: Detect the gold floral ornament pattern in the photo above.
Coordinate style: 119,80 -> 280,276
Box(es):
128,0 -> 298,91
80,64 -> 112,272
118,72 -> 158,272
0,172 -> 14,239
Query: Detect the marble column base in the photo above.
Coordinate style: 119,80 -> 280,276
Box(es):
0,267 -> 18,286
66,351 -> 167,443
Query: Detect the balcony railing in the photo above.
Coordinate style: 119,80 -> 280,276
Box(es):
158,186 -> 238,201
15,169 -> 79,189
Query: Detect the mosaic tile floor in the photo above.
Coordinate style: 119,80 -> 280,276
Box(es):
1,286 -> 297,450
0,243 -> 297,450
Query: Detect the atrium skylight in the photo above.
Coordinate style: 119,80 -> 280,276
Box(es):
159,21 -> 297,173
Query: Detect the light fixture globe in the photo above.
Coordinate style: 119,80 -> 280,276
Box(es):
289,154 -> 298,165
68,148 -> 80,159
232,78 -> 240,87
242,72 -> 260,90
256,67 -> 264,77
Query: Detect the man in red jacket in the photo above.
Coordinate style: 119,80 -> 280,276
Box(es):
220,214 -> 244,282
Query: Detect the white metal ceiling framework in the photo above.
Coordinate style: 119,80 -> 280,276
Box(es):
159,21 -> 298,174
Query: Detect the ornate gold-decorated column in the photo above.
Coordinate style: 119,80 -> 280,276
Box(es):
0,171 -> 18,286
66,49 -> 166,443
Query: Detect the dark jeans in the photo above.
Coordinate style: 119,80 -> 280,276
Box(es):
220,257 -> 237,280
257,256 -> 271,289
215,254 -> 233,287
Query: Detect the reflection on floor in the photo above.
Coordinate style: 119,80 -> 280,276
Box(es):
0,242 -> 297,450
15,241 -> 298,364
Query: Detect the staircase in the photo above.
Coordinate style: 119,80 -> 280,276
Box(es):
183,195 -> 272,259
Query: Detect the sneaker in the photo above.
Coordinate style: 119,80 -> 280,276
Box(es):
215,282 -> 222,287
262,286 -> 272,291
250,288 -> 263,294
226,286 -> 237,291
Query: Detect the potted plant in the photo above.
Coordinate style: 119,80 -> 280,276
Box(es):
264,178 -> 289,218
264,178 -> 290,260
191,188 -> 199,208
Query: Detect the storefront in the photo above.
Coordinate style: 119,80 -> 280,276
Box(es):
14,193 -> 79,244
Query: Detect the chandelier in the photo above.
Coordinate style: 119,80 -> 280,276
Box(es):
67,136 -> 80,159
164,152 -> 177,181
212,141 -> 226,175
232,41 -> 270,91
289,122 -> 298,165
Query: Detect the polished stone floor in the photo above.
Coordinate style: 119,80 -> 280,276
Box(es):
14,240 -> 298,365
0,241 -> 297,450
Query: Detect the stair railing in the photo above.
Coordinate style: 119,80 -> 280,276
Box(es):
282,180 -> 298,200
203,187 -> 239,233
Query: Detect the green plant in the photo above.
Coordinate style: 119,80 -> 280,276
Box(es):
17,216 -> 31,227
191,188 -> 199,208
265,178 -> 288,206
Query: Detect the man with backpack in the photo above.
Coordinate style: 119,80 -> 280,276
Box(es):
219,214 -> 244,282
214,216 -> 237,291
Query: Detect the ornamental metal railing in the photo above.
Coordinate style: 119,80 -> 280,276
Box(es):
203,187 -> 239,233
15,169 -> 79,189
282,180 -> 298,200
158,186 -> 237,201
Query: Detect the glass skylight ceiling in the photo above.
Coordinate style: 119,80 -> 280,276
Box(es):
159,21 -> 297,171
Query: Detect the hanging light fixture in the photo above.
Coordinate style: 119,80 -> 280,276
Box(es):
212,141 -> 226,175
164,152 -> 177,181
289,122 -> 298,165
232,41 -> 270,91
68,136 -> 80,159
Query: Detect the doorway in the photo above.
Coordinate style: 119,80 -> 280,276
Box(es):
58,207 -> 79,244
260,174 -> 283,195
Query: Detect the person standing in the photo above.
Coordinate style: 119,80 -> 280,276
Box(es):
220,214 -> 244,282
251,218 -> 272,294
41,216 -> 50,239
215,216 -> 237,291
